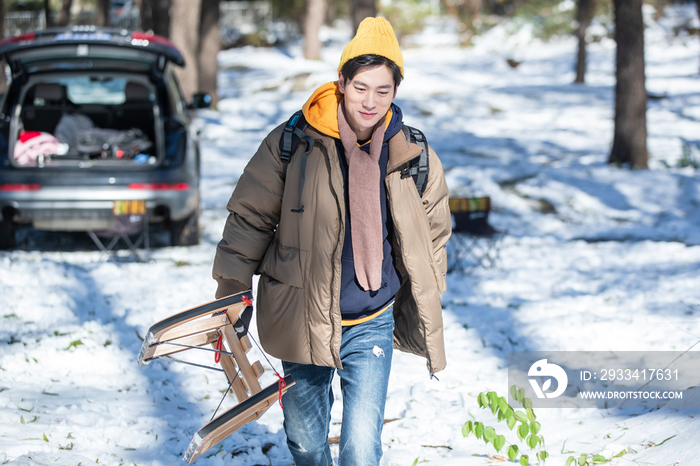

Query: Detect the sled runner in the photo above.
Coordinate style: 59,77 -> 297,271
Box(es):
137,291 -> 294,463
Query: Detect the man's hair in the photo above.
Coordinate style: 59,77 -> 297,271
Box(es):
340,54 -> 403,88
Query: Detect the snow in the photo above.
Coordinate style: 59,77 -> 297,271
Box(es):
2,6 -> 700,466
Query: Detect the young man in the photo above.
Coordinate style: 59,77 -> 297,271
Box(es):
213,17 -> 451,466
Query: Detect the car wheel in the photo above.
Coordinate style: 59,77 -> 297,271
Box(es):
0,219 -> 16,250
170,212 -> 199,247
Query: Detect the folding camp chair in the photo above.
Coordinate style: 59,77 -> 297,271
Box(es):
87,200 -> 149,262
447,196 -> 505,272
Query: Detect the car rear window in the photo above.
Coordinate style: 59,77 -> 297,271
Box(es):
39,77 -> 136,105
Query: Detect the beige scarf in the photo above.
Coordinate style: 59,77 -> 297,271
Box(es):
337,102 -> 387,291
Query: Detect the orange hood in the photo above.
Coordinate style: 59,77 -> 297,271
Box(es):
302,82 -> 343,139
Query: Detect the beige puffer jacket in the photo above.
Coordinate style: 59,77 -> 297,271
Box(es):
213,122 -> 452,374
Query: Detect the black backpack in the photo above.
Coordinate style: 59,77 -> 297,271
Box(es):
279,110 -> 430,214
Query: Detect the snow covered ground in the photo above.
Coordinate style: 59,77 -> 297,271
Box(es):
2,7 -> 700,466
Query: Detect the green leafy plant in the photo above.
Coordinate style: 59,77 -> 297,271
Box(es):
566,453 -> 607,465
678,140 -> 699,169
567,446 -> 630,465
65,339 -> 83,350
462,386 -> 548,465
464,386 -> 627,465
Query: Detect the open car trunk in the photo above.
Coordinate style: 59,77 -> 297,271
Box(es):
10,74 -> 164,170
0,29 -> 184,171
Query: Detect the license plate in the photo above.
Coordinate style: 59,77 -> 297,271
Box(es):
113,200 -> 146,216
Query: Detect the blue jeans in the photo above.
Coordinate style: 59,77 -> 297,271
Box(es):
281,307 -> 394,466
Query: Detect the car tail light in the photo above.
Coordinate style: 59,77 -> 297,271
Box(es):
129,183 -> 189,191
0,183 -> 41,192
0,32 -> 36,47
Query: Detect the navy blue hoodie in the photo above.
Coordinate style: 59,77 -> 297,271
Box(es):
336,103 -> 404,322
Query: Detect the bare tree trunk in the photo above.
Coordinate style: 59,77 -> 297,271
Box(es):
574,0 -> 593,83
44,0 -> 53,28
462,0 -> 482,26
198,0 -> 219,107
0,0 -> 6,94
609,0 -> 647,168
133,0 -> 143,26
151,0 -> 171,37
170,0 -> 202,102
140,0 -> 154,32
440,0 -> 481,44
96,0 -> 110,26
696,0 -> 700,73
350,0 -> 376,34
440,0 -> 458,17
304,0 -> 327,60
57,0 -> 73,27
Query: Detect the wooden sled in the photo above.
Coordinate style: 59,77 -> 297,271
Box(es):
137,291 -> 295,463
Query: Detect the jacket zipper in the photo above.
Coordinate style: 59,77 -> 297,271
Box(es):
320,137 -> 345,369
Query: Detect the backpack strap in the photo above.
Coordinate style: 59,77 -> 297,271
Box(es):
279,110 -> 315,213
400,125 -> 430,197
280,111 -> 311,168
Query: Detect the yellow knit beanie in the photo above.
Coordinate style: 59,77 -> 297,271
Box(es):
338,17 -> 404,77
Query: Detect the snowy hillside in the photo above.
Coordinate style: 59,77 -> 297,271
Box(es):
1,7 -> 700,466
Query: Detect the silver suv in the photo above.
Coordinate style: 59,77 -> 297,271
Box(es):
0,27 -> 210,249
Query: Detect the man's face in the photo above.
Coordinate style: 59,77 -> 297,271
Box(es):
338,65 -> 397,141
